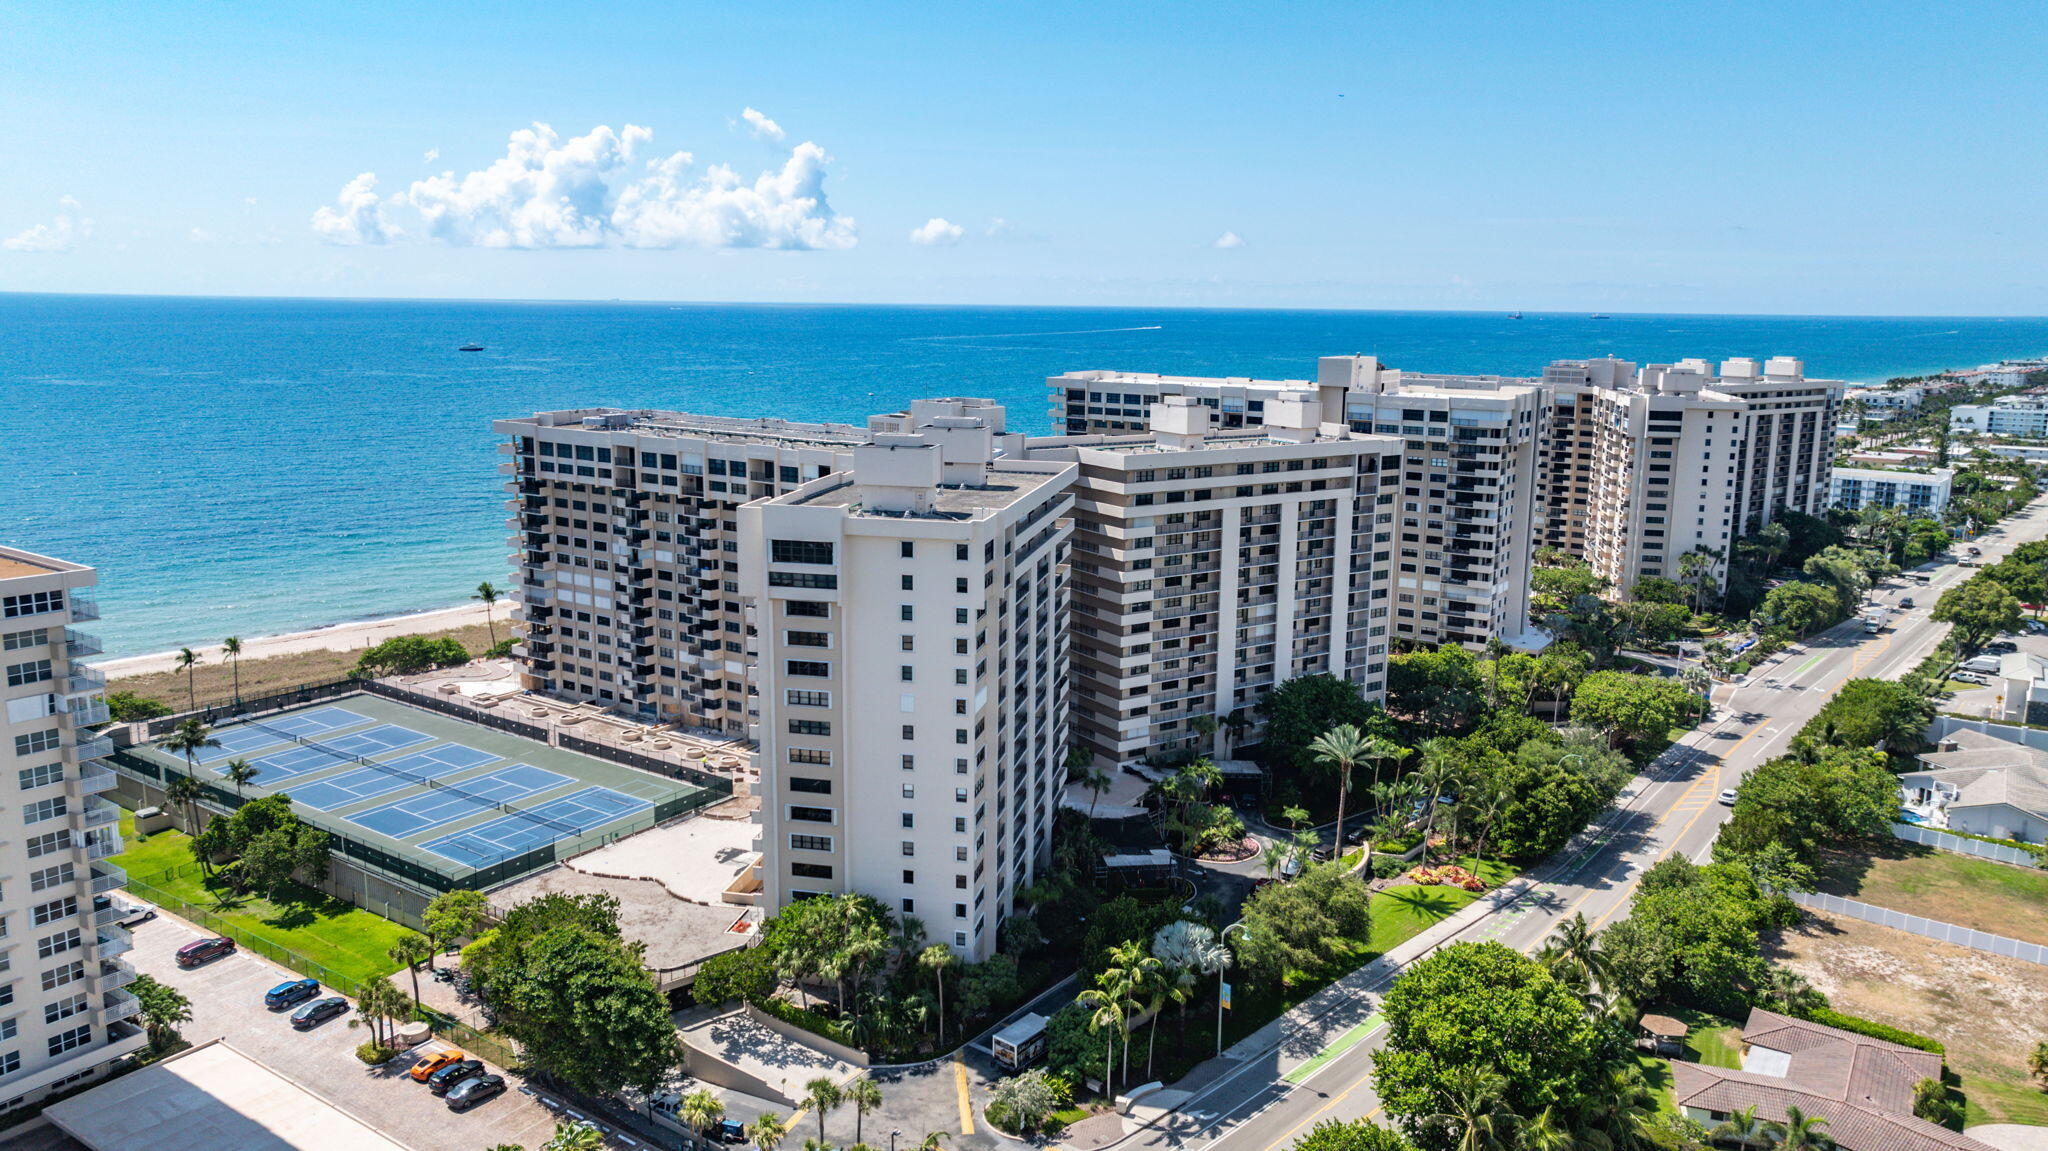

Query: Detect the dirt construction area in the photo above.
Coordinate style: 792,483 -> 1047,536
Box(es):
1768,912 -> 2048,1127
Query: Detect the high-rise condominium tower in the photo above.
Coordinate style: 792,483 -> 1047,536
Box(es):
741,402 -> 1075,959
0,549 -> 145,1109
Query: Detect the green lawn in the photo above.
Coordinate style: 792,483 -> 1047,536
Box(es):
111,814 -> 412,990
1961,1065 -> 2048,1128
1675,1008 -> 1744,1068
1636,1056 -> 1677,1117
1814,841 -> 2048,947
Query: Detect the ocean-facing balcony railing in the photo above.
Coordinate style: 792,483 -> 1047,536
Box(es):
68,596 -> 100,622
63,629 -> 102,659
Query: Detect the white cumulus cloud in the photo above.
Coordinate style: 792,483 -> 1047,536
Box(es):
1212,230 -> 1246,249
740,107 -> 785,141
4,196 -> 92,252
910,217 -> 964,246
311,122 -> 854,251
311,172 -> 397,245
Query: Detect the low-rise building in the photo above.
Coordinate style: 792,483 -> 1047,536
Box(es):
1671,1008 -> 1996,1151
1951,396 -> 2048,437
1829,466 -> 1953,515
1900,727 -> 2048,843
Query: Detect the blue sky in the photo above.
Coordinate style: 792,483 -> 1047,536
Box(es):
3,1 -> 2045,313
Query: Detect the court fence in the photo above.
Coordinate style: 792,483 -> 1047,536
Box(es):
140,677 -> 363,738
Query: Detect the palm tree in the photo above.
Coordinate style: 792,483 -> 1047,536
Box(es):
222,758 -> 258,796
389,933 -> 435,1004
474,581 -> 503,649
350,978 -> 413,1047
748,1115 -> 787,1151
1080,765 -> 1113,817
1307,724 -> 1370,856
802,1077 -> 841,1146
1541,913 -> 1611,996
1219,709 -> 1251,755
162,719 -> 219,777
1077,984 -> 1128,1098
801,1139 -> 832,1151
846,1078 -> 883,1147
1711,1105 -> 1768,1148
915,1133 -> 949,1151
1279,805 -> 1310,831
919,944 -> 956,1043
1260,841 -> 1289,879
222,636 -> 244,702
1765,968 -> 1825,1016
175,647 -> 203,710
543,1124 -> 606,1151
163,772 -> 203,834
1518,1106 -> 1577,1151
1424,1065 -> 1515,1151
1464,787 -> 1508,877
1102,940 -> 1160,1084
1763,1106 -> 1832,1151
679,1088 -> 725,1137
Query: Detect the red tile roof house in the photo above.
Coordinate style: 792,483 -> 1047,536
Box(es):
1671,1009 -> 1995,1151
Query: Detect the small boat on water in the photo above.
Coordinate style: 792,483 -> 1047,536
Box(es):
458,343 -> 484,352
1508,312 -> 1523,320
1588,314 -> 1610,320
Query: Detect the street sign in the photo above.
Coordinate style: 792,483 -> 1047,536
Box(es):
1221,981 -> 1232,1011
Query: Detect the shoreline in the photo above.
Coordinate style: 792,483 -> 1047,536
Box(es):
90,601 -> 498,679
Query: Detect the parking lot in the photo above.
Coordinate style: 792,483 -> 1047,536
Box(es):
126,911 -> 563,1150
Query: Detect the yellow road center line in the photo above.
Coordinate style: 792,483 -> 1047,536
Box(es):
954,1055 -> 976,1135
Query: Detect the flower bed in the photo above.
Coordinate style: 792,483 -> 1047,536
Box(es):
1405,864 -> 1485,891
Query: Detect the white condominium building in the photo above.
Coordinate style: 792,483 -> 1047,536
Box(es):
1022,394 -> 1404,765
1830,467 -> 1954,516
741,403 -> 1075,959
493,409 -> 868,732
0,549 -> 145,1111
1951,397 -> 2048,438
1050,356 -> 1545,648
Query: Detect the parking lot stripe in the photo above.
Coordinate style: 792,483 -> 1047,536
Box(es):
955,1054 -> 976,1135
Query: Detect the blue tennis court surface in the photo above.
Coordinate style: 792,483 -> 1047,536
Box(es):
285,745 -> 504,811
347,764 -> 574,839
419,786 -> 654,867
319,724 -> 433,758
260,706 -> 373,739
196,706 -> 377,765
192,725 -> 292,763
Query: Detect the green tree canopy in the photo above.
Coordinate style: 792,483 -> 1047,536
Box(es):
1236,861 -> 1373,984
1293,1120 -> 1417,1151
1386,648 -> 1486,735
1598,857 -> 1776,1015
1371,941 -> 1610,1141
1756,581 -> 1845,637
1803,678 -> 1934,758
1256,674 -> 1389,770
1932,576 -> 2024,652
1713,746 -> 1898,866
1567,670 -> 1698,748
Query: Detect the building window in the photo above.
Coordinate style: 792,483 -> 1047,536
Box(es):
901,813 -> 915,829
1,591 -> 63,619
786,601 -> 830,618
785,631 -> 831,648
901,755 -> 915,771
18,763 -> 63,790
29,864 -> 72,893
785,660 -> 830,678
789,777 -> 832,794
786,689 -> 830,707
4,660 -> 51,688
790,863 -> 833,879
40,962 -> 83,992
36,929 -> 79,959
771,540 -> 835,565
31,897 -> 74,927
901,841 -> 916,856
789,749 -> 832,766
25,831 -> 68,859
901,575 -> 915,591
790,834 -> 833,852
902,725 -> 916,740
43,993 -> 87,1024
900,665 -> 914,682
900,542 -> 915,558
22,797 -> 66,826
13,729 -> 59,758
770,572 -> 837,589
47,1024 -> 92,1057
787,806 -> 836,824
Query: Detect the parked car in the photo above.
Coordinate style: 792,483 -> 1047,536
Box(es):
714,1119 -> 749,1143
444,1073 -> 507,1112
1310,844 -> 1335,862
93,894 -> 155,928
1279,853 -> 1303,879
264,978 -> 321,1010
175,937 -> 236,968
427,1058 -> 485,1096
290,997 -> 349,1029
1953,671 -> 1989,685
1899,597 -> 1915,609
1968,546 -> 1983,556
1963,654 -> 2003,674
409,1048 -> 467,1082
1987,640 -> 2018,654
1717,789 -> 1739,806
2031,619 -> 2048,634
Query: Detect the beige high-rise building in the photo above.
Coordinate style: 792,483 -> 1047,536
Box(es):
492,409 -> 868,732
1540,356 -> 1841,591
1021,393 -> 1404,765
740,402 -> 1075,959
0,549 -> 146,1110
1050,356 -> 1546,648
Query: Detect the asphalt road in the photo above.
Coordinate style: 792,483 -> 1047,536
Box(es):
1110,497 -> 2048,1151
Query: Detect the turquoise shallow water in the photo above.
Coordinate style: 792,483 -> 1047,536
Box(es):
4,292 -> 2046,657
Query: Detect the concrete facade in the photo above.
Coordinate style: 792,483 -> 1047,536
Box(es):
740,401 -> 1076,959
1830,466 -> 1954,515
0,547 -> 148,1114
1951,397 -> 2048,437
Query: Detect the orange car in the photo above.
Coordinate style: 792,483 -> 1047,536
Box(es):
409,1049 -> 467,1082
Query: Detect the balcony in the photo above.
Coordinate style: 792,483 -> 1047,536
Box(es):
81,799 -> 120,829
89,863 -> 127,895
63,629 -> 102,659
95,959 -> 137,995
64,666 -> 108,696
102,987 -> 142,1025
68,595 -> 100,622
93,904 -> 123,929
77,764 -> 117,794
63,698 -> 110,727
72,734 -> 114,764
84,832 -> 122,861
96,924 -> 133,957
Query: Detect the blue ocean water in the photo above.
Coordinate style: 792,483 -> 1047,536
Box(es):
5,292 -> 2047,657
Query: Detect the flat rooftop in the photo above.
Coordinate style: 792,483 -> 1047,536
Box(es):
44,1040 -> 411,1151
120,691 -> 719,884
791,466 -> 1065,516
0,545 -> 82,580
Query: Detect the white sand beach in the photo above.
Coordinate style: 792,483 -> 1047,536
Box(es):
90,602 -> 495,678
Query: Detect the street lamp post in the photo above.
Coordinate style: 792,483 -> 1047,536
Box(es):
890,1129 -> 901,1151
1217,919 -> 1248,1056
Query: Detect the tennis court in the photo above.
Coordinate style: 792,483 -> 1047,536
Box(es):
131,690 -> 711,884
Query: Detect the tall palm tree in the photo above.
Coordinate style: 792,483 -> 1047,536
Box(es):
1763,1106 -> 1832,1151
1219,709 -> 1250,755
174,647 -> 203,711
388,933 -> 436,1004
915,1133 -> 949,1151
163,772 -> 203,834
846,1078 -> 883,1147
678,1088 -> 725,1137
1424,1065 -> 1515,1151
919,944 -> 956,1043
1307,724 -> 1370,854
222,758 -> 258,796
802,1077 -> 841,1146
474,581 -> 502,649
162,718 -> 219,777
1080,765 -> 1113,817
1541,913 -> 1612,997
748,1115 -> 787,1151
1077,984 -> 1128,1098
1518,1106 -> 1578,1151
221,636 -> 244,702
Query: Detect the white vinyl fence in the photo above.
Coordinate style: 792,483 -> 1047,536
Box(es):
1789,890 -> 2048,967
1890,821 -> 2041,867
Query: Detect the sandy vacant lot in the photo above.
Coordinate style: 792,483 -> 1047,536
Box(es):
1768,913 -> 2048,1126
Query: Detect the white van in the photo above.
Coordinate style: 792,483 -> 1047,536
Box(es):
1963,654 -> 2003,675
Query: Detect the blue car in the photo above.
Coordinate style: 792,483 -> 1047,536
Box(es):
715,1120 -> 748,1143
264,978 -> 320,1009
